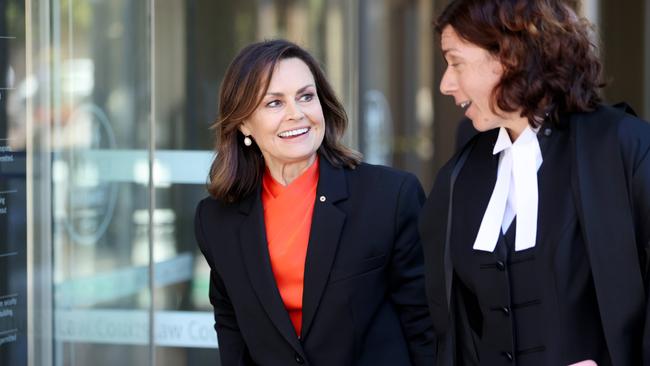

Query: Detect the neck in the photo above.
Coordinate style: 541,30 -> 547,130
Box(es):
504,114 -> 530,141
265,154 -> 317,186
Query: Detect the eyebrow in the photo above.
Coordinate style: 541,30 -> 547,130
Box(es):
265,84 -> 316,97
441,48 -> 458,58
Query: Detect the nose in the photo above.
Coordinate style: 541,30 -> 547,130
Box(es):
439,67 -> 457,96
286,100 -> 305,121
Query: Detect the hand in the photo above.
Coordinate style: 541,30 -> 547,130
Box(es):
568,361 -> 597,366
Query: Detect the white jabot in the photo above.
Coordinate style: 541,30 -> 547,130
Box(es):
473,126 -> 543,252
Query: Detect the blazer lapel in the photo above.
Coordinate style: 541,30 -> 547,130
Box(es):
238,190 -> 302,352
300,158 -> 348,339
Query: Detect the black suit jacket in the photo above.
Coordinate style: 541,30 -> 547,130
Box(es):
195,157 -> 435,366
420,105 -> 650,365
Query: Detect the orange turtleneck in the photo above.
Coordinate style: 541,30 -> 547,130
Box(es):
261,157 -> 319,336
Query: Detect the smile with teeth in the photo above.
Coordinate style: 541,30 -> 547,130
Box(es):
278,127 -> 310,138
460,101 -> 472,109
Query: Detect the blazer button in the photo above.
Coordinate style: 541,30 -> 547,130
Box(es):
496,260 -> 506,271
502,351 -> 514,362
294,353 -> 305,364
501,306 -> 510,316
319,195 -> 326,202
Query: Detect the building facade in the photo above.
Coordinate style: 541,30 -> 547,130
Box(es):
1,0 -> 648,365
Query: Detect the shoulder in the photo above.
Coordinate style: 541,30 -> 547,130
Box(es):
196,195 -> 233,213
420,130 -> 488,224
616,114 -> 650,172
348,162 -> 423,193
613,110 -> 650,147
429,129 -> 492,192
571,104 -> 650,161
571,104 -> 649,135
194,195 -> 250,260
195,195 -> 243,227
339,163 -> 425,209
354,162 -> 418,181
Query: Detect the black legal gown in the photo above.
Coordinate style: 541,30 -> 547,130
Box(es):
449,121 -> 612,365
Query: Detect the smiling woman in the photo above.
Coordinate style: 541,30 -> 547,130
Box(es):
238,58 -> 326,185
195,39 -> 435,366
208,40 -> 361,203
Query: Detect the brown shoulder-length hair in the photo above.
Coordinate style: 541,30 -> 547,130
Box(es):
208,39 -> 362,203
436,0 -> 605,126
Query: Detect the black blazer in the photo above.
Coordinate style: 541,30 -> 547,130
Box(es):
420,105 -> 650,365
195,157 -> 435,366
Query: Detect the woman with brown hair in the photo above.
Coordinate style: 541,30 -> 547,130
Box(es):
420,0 -> 650,365
194,39 -> 434,366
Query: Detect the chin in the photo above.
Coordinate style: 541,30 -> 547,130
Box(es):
281,150 -> 318,163
470,120 -> 488,132
470,117 -> 498,132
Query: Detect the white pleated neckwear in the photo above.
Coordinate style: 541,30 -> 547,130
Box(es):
473,126 -> 543,252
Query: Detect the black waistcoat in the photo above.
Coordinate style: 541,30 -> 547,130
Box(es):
450,123 -> 611,366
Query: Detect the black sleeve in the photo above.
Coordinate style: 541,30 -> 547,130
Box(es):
387,173 -> 436,365
632,135 -> 650,278
617,113 -> 650,364
419,162 -> 454,336
631,135 -> 650,365
194,200 -> 254,366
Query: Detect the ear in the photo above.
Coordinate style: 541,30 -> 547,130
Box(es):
491,59 -> 504,76
239,121 -> 251,136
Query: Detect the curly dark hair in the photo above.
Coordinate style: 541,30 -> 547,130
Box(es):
208,39 -> 361,203
436,0 -> 605,126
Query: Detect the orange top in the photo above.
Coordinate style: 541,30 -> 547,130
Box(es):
262,157 -> 319,336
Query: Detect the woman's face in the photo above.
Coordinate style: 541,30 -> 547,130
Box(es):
440,26 -> 506,132
240,57 -> 325,168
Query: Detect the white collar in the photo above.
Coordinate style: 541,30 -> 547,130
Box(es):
493,125 -> 540,155
493,126 -> 513,154
473,126 -> 543,252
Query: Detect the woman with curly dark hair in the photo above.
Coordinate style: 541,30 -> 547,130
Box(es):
419,0 -> 650,365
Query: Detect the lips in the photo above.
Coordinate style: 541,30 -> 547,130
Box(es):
459,100 -> 471,110
278,127 -> 310,138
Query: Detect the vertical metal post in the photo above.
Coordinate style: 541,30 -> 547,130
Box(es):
52,0 -> 64,364
344,0 -> 360,150
645,0 -> 650,119
357,0 -> 367,154
26,0 -> 54,365
148,0 -> 156,365
582,0 -> 600,28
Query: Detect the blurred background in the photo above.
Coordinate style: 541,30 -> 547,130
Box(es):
0,0 -> 648,365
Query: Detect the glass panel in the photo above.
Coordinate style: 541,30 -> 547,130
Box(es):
359,0 -> 435,188
1,1 -> 28,365
46,0 -> 153,365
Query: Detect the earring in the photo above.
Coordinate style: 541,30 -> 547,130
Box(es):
244,136 -> 252,146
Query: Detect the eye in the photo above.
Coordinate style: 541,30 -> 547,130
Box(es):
265,99 -> 282,108
299,93 -> 314,102
445,57 -> 461,68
